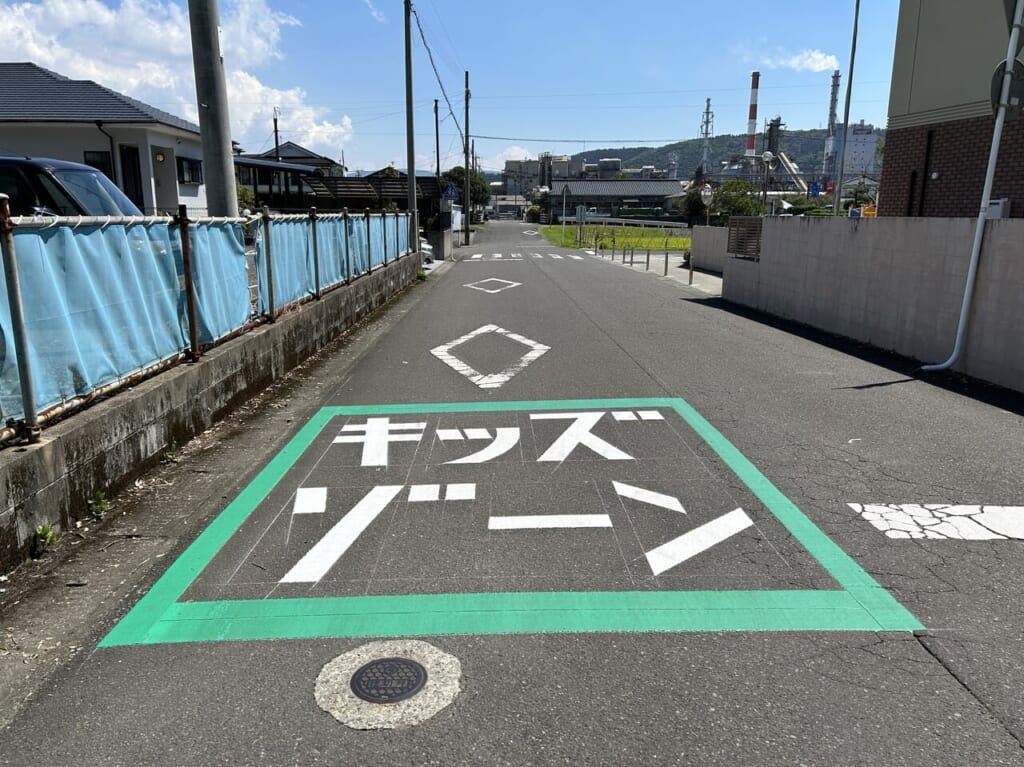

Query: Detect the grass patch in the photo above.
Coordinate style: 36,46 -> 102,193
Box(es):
540,224 -> 691,251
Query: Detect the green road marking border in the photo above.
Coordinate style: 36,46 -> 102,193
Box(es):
100,398 -> 922,647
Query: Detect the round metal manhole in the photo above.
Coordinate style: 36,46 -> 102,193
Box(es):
350,657 -> 428,704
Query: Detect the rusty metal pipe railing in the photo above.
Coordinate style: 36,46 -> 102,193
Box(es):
177,205 -> 201,362
310,207 -> 322,299
261,205 -> 277,322
0,193 -> 41,443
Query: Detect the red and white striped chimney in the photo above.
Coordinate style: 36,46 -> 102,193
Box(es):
745,71 -> 760,158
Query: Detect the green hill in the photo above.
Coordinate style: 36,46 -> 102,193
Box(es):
573,128 -> 829,180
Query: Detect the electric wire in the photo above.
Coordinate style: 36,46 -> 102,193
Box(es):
410,4 -> 464,146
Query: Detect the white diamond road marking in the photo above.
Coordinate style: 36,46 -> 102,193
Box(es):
850,503 -> 1024,539
464,278 -> 522,294
522,230 -> 538,235
431,324 -> 550,390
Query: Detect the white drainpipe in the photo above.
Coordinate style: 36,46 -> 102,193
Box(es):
922,0 -> 1023,371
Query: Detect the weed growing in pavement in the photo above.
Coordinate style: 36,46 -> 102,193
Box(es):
417,269 -> 428,281
32,524 -> 57,558
162,440 -> 181,463
87,491 -> 109,520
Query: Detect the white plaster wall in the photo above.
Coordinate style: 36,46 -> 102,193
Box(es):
690,225 -> 728,274
0,124 -> 207,215
722,216 -> 1024,393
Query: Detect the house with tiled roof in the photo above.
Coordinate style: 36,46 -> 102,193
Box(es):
0,62 -> 207,214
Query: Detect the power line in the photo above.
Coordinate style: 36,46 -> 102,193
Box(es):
410,4 -> 464,145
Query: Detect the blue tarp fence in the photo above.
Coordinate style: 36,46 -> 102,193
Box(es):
0,210 -> 414,425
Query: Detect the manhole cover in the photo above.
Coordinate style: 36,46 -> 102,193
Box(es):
350,657 -> 428,703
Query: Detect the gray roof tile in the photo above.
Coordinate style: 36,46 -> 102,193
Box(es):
0,63 -> 199,134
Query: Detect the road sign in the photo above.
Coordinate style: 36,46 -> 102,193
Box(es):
991,58 -> 1024,119
100,398 -> 921,647
442,183 -> 460,201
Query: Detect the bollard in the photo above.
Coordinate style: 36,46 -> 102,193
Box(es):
663,249 -> 669,276
645,249 -> 650,271
262,205 -> 277,322
689,251 -> 694,286
177,205 -> 200,361
0,193 -> 40,442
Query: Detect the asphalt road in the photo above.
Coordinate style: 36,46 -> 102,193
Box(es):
1,220 -> 1022,766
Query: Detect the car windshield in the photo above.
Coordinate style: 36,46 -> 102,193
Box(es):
50,168 -> 142,216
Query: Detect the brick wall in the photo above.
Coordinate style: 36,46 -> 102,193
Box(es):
879,114 -> 1024,217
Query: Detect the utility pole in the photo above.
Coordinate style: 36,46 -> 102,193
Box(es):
464,70 -> 470,246
187,0 -> 238,216
404,0 -> 417,244
273,106 -> 281,161
434,99 -> 440,180
834,0 -> 860,216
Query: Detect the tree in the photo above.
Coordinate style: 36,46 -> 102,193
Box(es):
675,188 -> 707,224
713,179 -> 763,218
440,166 -> 491,207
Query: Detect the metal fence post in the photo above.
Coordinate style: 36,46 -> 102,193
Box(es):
310,207 -> 321,299
343,208 -> 352,284
365,209 -> 372,272
0,194 -> 40,442
262,205 -> 277,322
394,211 -> 401,259
177,205 -> 201,361
383,211 -> 389,266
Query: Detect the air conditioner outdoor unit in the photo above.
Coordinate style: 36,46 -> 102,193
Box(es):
988,198 -> 1010,219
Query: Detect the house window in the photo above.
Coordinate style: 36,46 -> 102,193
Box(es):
83,150 -> 113,179
176,157 -> 204,185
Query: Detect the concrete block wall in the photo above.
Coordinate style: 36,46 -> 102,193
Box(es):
722,217 -> 1024,393
690,226 -> 728,274
0,254 -> 422,571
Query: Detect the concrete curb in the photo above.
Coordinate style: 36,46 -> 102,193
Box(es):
0,254 -> 422,571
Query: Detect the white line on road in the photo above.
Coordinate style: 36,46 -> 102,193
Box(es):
281,485 -> 405,583
613,481 -> 685,513
645,508 -> 754,575
408,484 -> 441,502
489,514 -> 613,530
292,487 -> 327,515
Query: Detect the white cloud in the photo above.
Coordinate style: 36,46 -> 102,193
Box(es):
4,0 -> 354,161
762,49 -> 839,73
479,146 -> 535,173
363,0 -> 387,23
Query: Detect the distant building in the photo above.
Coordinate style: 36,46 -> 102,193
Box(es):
834,121 -> 883,177
879,1 -> 1023,217
504,153 -> 674,192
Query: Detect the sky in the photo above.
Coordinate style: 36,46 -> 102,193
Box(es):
2,0 -> 900,174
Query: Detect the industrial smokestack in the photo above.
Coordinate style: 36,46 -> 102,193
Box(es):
745,71 -> 760,159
